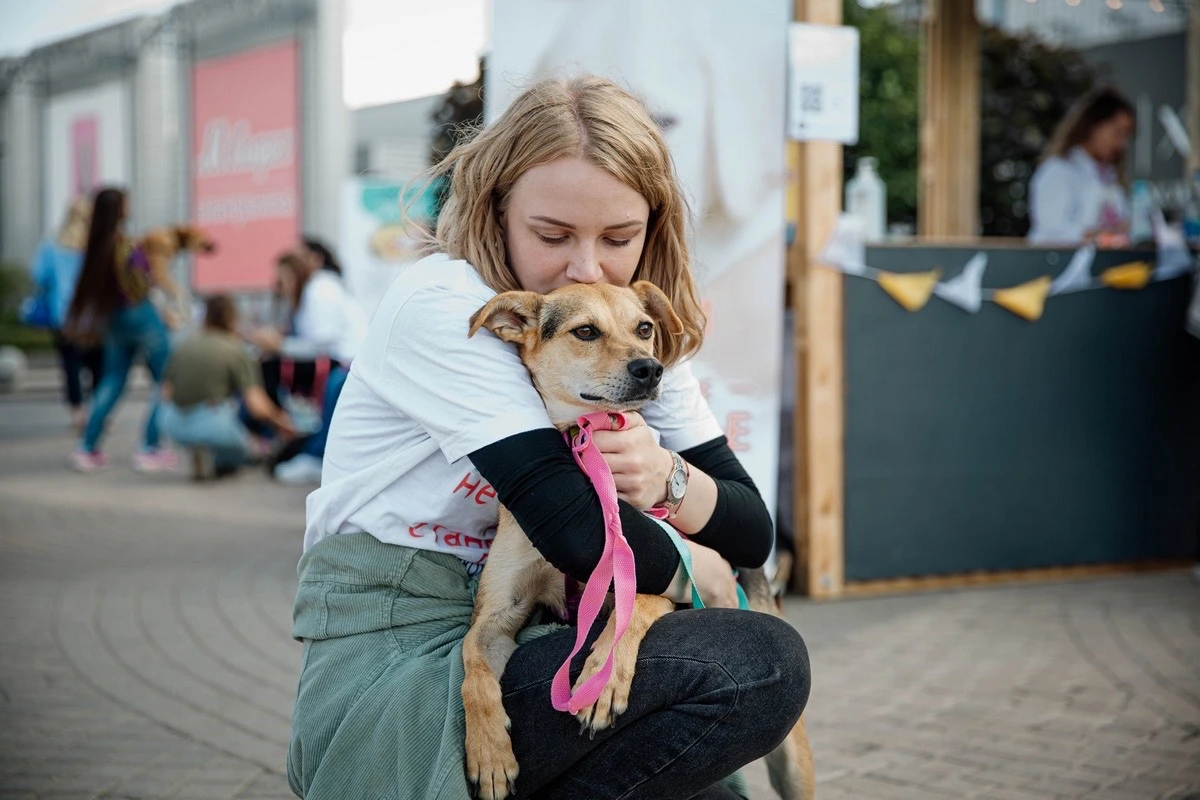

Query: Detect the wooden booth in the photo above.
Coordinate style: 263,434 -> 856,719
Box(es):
787,0 -> 1200,597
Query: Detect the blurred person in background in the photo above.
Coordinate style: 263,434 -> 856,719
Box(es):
63,186 -> 215,473
1028,87 -> 1136,247
247,248 -> 366,485
301,235 -> 343,277
29,196 -> 102,431
159,294 -> 295,481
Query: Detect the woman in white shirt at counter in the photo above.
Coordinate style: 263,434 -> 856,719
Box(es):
1028,87 -> 1136,247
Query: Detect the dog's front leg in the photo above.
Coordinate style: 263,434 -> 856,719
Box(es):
574,593 -> 675,734
463,516 -> 564,800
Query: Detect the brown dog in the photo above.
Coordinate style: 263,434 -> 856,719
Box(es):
462,281 -> 813,800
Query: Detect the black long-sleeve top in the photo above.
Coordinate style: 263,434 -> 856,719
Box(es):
470,429 -> 772,594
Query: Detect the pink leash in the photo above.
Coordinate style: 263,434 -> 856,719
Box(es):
550,411 -> 667,714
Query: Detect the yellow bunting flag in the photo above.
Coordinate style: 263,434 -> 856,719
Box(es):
876,269 -> 942,312
992,275 -> 1053,321
1099,261 -> 1153,290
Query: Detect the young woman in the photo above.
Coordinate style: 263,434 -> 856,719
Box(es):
289,76 -> 810,800
247,249 -> 366,484
28,196 -> 101,431
64,187 -> 207,473
1028,86 -> 1136,246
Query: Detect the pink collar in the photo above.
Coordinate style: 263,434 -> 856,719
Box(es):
550,411 -> 665,713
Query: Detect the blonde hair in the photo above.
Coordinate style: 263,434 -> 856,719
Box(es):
58,196 -> 92,252
429,75 -> 705,366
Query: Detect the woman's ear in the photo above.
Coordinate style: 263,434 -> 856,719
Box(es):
468,291 -> 545,345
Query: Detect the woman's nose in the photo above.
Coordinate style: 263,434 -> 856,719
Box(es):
566,244 -> 603,284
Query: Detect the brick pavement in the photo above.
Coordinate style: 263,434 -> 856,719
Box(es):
1,388 -> 1199,800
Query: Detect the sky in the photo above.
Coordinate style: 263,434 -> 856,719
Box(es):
0,0 -> 489,108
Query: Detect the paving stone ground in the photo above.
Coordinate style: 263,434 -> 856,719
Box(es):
1,383 -> 1199,800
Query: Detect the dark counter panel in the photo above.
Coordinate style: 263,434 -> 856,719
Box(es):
843,246 -> 1200,581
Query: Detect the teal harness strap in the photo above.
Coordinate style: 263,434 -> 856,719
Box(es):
663,527 -> 750,610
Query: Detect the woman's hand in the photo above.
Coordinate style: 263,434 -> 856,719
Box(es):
246,328 -> 283,354
683,540 -> 740,609
591,411 -> 673,510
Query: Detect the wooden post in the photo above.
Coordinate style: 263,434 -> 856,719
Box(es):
918,0 -> 980,239
1188,0 -> 1199,173
789,0 -> 845,598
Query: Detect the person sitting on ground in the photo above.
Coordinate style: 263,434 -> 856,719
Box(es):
159,295 -> 295,481
246,249 -> 365,485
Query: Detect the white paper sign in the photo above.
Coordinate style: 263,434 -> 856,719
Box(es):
788,23 -> 859,144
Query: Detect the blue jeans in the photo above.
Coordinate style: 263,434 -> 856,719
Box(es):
159,401 -> 251,468
82,301 -> 170,453
299,365 -> 349,458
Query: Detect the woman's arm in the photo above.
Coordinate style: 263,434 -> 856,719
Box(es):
470,429 -> 684,594
592,414 -> 772,568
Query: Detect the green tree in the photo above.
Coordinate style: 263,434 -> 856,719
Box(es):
978,28 -> 1095,237
427,58 -> 486,225
843,0 -> 921,229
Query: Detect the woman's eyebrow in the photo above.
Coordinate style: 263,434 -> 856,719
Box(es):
530,215 -> 644,230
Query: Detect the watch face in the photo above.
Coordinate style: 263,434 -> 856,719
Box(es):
670,471 -> 687,499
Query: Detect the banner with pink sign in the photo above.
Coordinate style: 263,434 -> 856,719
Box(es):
191,39 -> 300,291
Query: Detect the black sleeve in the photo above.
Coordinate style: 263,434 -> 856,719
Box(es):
470,431 -> 773,591
470,429 -> 682,593
677,436 -> 773,569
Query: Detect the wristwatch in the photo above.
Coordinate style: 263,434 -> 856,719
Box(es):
659,451 -> 689,518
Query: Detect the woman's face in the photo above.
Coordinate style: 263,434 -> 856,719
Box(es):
1086,112 -> 1134,165
502,157 -> 650,294
276,264 -> 298,301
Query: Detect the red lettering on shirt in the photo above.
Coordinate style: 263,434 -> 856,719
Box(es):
408,522 -> 430,538
454,473 -> 482,497
454,472 -> 498,506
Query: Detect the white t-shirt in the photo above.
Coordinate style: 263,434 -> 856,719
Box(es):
304,253 -> 723,574
1028,147 -> 1129,246
283,270 -> 368,363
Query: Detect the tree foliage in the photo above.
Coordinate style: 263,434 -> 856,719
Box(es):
843,0 -> 1098,236
427,57 -> 486,224
843,0 -> 921,229
978,28 -> 1096,237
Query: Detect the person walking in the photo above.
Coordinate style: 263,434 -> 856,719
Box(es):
64,186 -> 214,473
28,196 -> 102,431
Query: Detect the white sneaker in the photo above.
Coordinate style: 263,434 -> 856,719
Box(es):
274,454 -> 323,486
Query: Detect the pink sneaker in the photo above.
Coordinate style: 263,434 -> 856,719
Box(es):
132,449 -> 179,473
69,449 -> 108,473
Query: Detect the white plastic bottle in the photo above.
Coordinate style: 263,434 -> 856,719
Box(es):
845,157 -> 887,243
1127,180 -> 1156,246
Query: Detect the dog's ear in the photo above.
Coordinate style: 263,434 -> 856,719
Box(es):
630,281 -> 684,359
468,291 -> 544,344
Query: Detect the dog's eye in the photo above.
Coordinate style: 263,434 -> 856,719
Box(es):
636,321 -> 654,339
572,325 -> 600,341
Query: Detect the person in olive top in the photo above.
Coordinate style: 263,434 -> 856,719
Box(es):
160,295 -> 294,480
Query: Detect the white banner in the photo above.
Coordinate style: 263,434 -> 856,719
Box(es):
43,80 -> 131,235
489,0 -> 790,520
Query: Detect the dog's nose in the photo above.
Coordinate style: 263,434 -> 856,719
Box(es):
627,358 -> 664,389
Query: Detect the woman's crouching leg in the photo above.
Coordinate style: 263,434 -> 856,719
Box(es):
501,608 -> 810,800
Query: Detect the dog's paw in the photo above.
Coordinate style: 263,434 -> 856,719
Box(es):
572,644 -> 632,734
465,721 -> 519,800
575,679 -> 629,735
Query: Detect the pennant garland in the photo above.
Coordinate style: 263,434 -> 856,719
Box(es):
816,214 -> 1198,322
877,269 -> 942,311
